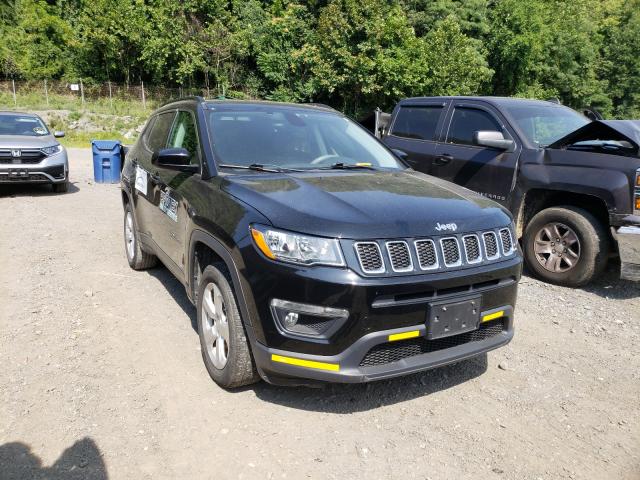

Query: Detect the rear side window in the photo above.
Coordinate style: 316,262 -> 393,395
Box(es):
146,112 -> 175,152
391,106 -> 442,141
447,107 -> 502,146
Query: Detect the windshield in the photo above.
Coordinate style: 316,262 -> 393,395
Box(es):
0,114 -> 49,136
504,104 -> 590,146
207,106 -> 404,170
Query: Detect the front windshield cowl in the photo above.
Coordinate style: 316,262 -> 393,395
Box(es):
207,104 -> 405,172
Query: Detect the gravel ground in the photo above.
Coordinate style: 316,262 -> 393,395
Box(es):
1,149 -> 639,480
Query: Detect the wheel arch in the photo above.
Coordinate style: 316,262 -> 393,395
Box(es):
517,188 -> 610,239
188,230 -> 256,330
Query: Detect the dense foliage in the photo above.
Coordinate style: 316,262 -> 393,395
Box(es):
1,0 -> 638,117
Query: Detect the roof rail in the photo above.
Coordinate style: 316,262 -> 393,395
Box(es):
159,96 -> 206,108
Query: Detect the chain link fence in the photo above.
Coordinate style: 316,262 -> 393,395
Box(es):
0,79 -> 229,111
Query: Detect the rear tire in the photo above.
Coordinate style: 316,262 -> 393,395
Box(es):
197,264 -> 259,389
523,206 -> 609,287
124,202 -> 157,270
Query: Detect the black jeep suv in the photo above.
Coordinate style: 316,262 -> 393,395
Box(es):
121,97 -> 522,388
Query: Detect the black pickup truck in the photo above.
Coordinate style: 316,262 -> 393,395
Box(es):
375,97 -> 640,286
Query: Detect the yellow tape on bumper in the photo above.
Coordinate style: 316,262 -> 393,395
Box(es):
388,330 -> 420,342
482,310 -> 505,322
271,354 -> 340,372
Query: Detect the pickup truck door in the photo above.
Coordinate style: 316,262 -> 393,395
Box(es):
148,109 -> 202,275
432,102 -> 520,206
381,102 -> 447,171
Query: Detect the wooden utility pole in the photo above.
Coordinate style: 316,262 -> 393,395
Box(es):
141,80 -> 146,110
80,79 -> 85,108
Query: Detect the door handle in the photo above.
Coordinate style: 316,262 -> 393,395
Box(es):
434,154 -> 453,166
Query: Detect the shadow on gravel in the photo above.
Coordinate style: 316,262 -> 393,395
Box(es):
147,266 -> 198,332
250,354 -> 488,413
0,437 -> 107,480
522,261 -> 640,300
0,182 -> 80,197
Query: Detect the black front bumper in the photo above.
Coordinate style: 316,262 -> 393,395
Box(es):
239,242 -> 521,385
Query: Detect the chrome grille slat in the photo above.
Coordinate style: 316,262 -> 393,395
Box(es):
483,232 -> 499,260
385,241 -> 413,272
462,234 -> 482,264
499,228 -> 514,255
414,239 -> 439,270
440,237 -> 462,267
354,242 -> 385,274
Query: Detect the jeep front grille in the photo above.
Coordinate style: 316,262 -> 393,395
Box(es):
386,241 -> 412,272
353,227 -> 515,276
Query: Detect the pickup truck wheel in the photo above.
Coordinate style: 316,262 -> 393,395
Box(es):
197,265 -> 259,388
124,204 -> 158,270
524,206 -> 609,287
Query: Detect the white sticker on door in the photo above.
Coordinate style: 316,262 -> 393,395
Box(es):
135,166 -> 148,195
160,190 -> 178,222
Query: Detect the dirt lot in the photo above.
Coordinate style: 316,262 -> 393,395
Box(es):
1,148 -> 639,480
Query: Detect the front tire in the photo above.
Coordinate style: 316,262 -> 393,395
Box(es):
523,206 -> 609,287
124,203 -> 157,270
197,265 -> 259,388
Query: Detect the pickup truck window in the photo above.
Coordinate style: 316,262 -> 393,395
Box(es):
208,108 -> 404,170
391,106 -> 442,141
447,107 -> 502,146
504,104 -> 589,146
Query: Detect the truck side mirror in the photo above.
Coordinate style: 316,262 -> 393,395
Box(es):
474,131 -> 515,152
152,148 -> 198,173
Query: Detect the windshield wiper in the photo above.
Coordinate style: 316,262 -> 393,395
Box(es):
318,162 -> 377,170
217,163 -> 303,173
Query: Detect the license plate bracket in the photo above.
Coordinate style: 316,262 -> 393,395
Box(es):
427,296 -> 481,340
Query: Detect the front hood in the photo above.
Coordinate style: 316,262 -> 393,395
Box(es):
548,120 -> 640,150
0,134 -> 58,149
222,170 -> 512,239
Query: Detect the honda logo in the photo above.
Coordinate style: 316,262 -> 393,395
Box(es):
11,150 -> 21,158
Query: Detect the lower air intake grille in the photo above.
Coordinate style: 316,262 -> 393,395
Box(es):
359,320 -> 505,367
440,238 -> 461,266
500,228 -> 513,254
355,242 -> 384,274
386,241 -> 412,271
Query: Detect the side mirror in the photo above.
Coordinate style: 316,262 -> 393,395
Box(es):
392,148 -> 408,161
152,148 -> 198,172
53,131 -> 65,138
473,131 -> 515,151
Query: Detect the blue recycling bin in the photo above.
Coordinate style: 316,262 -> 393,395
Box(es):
91,140 -> 122,183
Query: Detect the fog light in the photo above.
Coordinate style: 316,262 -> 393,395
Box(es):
270,299 -> 349,338
284,312 -> 299,329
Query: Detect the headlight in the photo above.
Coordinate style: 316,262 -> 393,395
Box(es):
250,225 -> 345,267
41,144 -> 62,156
